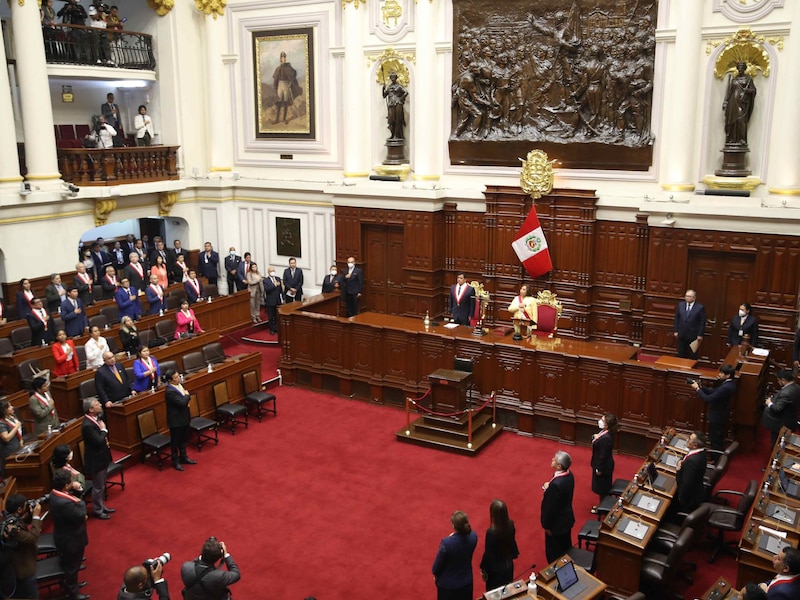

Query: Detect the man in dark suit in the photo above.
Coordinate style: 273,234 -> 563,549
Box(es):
100,265 -> 119,300
282,257 -> 304,303
133,239 -> 150,272
123,252 -> 147,292
50,470 -> 90,600
81,396 -> 117,520
27,298 -> 54,346
110,242 -> 126,272
118,562 -> 170,599
450,272 -> 475,326
73,262 -> 94,306
115,278 -> 142,322
184,270 -> 204,305
44,273 -> 68,314
198,242 -> 220,286
675,431 -> 707,513
167,239 -> 186,269
673,289 -> 706,359
762,369 -> 800,446
95,352 -> 135,407
61,287 -> 89,337
145,274 -> 167,315
224,247 -> 243,294
692,363 -> 737,451
762,546 -> 800,599
263,267 -> 283,335
541,450 -> 575,563
793,327 -> 800,375
237,253 -> 253,292
101,92 -> 123,146
150,240 -> 168,269
343,257 -> 363,317
90,241 -> 112,283
180,538 -> 240,600
321,264 -> 342,293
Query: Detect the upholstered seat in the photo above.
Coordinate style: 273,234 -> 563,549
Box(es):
182,351 -> 206,374
243,370 -> 276,422
707,480 -> 758,563
530,290 -> 562,337
188,394 -> 218,450
213,380 -> 248,434
137,409 -> 171,470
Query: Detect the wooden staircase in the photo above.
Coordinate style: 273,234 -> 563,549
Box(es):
395,409 -> 503,456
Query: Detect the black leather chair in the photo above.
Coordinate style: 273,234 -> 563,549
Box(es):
166,295 -> 182,310
36,555 -> 86,598
10,326 -> 32,350
204,284 -> 218,298
18,358 -> 43,391
182,351 -> 206,374
188,394 -> 218,450
707,480 -> 758,563
137,409 -> 171,470
75,345 -> 87,370
88,314 -> 108,330
202,342 -> 226,365
79,379 -> 97,400
703,454 -> 729,502
159,360 -> 178,377
652,503 -> 711,549
155,319 -> 176,341
213,380 -> 247,435
243,370 -> 276,422
0,338 -> 12,355
99,305 -> 119,324
640,528 -> 696,599
51,317 -> 64,333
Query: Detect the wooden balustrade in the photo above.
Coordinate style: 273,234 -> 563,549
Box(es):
58,146 -> 180,186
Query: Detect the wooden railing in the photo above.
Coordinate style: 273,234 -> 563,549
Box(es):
58,146 -> 180,185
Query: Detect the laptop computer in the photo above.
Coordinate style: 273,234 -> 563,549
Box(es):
646,462 -> 668,491
778,469 -> 800,498
555,560 -> 587,599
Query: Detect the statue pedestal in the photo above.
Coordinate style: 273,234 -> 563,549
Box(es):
715,144 -> 751,177
383,138 -> 407,165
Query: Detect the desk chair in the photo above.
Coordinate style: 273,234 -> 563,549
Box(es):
79,379 -> 96,400
641,527 -> 696,599
188,394 -> 218,450
98,305 -> 119,324
11,326 -> 32,350
136,409 -> 171,470
155,319 -> 176,341
78,440 -> 127,495
707,480 -> 758,563
36,555 -> 86,598
182,351 -> 206,374
202,342 -> 226,365
18,358 -> 43,391
87,313 -> 108,331
75,345 -> 87,370
213,381 -> 247,435
242,370 -> 276,422
0,338 -> 12,355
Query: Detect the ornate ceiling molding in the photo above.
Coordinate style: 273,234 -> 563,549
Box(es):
94,198 -> 117,226
712,0 -> 784,24
158,191 -> 178,216
196,0 -> 226,19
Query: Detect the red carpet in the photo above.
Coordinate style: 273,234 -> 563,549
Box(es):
47,330 -> 765,599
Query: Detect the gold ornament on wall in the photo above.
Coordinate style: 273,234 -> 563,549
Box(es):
381,0 -> 402,27
195,0 -> 225,19
519,149 -> 555,200
342,0 -> 366,8
158,191 -> 178,216
368,47 -> 415,83
147,0 -> 175,17
708,28 -> 776,78
94,198 -> 117,226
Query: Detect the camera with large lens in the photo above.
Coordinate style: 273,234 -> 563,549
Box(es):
1,515 -> 21,540
27,494 -> 49,511
143,552 -> 171,572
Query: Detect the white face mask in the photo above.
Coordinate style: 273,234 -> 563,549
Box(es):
347,262 -> 354,268
597,418 -> 605,430
738,310 -> 746,318
229,251 -> 236,257
268,272 -> 275,277
330,269 -> 337,276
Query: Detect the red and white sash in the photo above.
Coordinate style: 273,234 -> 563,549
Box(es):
150,283 -> 163,300
187,279 -> 201,296
454,284 -> 469,306
33,392 -> 55,416
131,262 -> 143,278
78,272 -> 92,291
4,418 -> 21,441
105,274 -> 117,287
51,489 -> 81,503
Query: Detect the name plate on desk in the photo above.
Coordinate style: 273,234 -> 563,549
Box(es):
483,580 -> 527,600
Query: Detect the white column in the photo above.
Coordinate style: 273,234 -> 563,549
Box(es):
0,25 -> 22,189
10,0 -> 61,185
342,4 -> 369,177
767,1 -> 800,195
412,0 -> 440,179
204,14 -> 234,174
659,0 -> 703,191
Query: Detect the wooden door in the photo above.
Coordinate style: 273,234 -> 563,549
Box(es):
363,225 -> 405,315
688,251 -> 755,364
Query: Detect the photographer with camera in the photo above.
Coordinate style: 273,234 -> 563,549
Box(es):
2,494 -> 45,599
118,554 -> 170,600
86,115 -> 116,149
50,470 -> 89,600
180,538 -> 240,600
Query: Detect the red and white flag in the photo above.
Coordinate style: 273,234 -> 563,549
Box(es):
512,206 -> 552,279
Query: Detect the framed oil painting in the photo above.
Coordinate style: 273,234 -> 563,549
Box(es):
253,28 -> 315,139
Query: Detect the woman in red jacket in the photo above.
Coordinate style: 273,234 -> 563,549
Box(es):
51,329 -> 79,377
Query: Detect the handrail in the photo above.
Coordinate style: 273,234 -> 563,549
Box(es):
57,146 -> 180,185
404,390 -> 497,448
41,23 -> 155,70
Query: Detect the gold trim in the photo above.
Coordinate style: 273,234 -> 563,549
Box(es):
24,173 -> 62,181
702,175 -> 761,192
158,191 -> 178,216
660,183 -> 696,192
412,174 -> 440,181
0,176 -> 24,183
208,167 -> 232,172
146,0 -> 175,16
767,188 -> 800,196
342,0 -> 365,8
707,27 -> 782,58
95,198 -> 117,226
0,209 -> 93,225
195,0 -> 225,19
519,149 -> 555,200
342,171 -> 370,178
367,47 -> 416,69
381,0 -> 402,27
374,164 -> 411,178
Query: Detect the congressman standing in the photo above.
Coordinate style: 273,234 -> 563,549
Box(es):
343,257 -> 363,318
675,431 -> 707,513
81,397 -> 117,520
198,242 -> 220,286
95,351 -> 136,407
762,369 -> 800,446
541,450 -> 575,563
450,273 -> 475,326
673,289 -> 706,359
282,257 -> 304,303
263,267 -> 283,336
164,369 -> 196,471
51,470 -> 90,600
225,248 -> 243,294
692,364 -> 736,451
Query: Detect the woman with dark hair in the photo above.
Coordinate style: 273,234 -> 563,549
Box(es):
150,254 -> 169,289
15,278 -> 35,320
175,299 -> 203,339
52,443 -> 86,495
0,400 -> 23,478
590,412 -> 618,513
51,329 -> 79,377
29,376 -> 59,435
119,315 -> 141,355
163,369 -> 196,471
432,510 -> 478,600
479,499 -> 520,591
133,346 -> 160,393
728,302 -> 759,347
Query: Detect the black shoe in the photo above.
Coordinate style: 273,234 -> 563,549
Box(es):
180,457 -> 197,465
173,462 -> 184,471
95,513 -> 111,520
103,507 -> 116,514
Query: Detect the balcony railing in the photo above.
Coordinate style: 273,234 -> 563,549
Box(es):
58,146 -> 180,185
43,24 -> 155,70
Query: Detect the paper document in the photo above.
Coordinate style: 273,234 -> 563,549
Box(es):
689,339 -> 701,353
444,323 -> 459,329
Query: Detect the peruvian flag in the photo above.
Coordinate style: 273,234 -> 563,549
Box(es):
511,206 -> 553,278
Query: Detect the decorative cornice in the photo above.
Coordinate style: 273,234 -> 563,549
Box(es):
342,0 -> 365,9
366,47 -> 416,69
94,198 -> 117,226
146,0 -> 175,17
158,191 -> 178,216
195,0 -> 225,19
707,28 -> 774,79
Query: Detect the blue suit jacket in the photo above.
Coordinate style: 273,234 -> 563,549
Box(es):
674,301 -> 706,341
145,284 -> 166,315
184,279 -> 204,304
60,297 -> 88,337
115,287 -> 141,322
431,530 -> 478,591
696,379 -> 736,424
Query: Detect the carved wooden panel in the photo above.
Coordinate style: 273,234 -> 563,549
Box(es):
594,222 -> 644,288
349,325 -> 377,381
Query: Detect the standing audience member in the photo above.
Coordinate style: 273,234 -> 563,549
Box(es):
675,431 -> 708,513
133,346 -> 160,393
119,315 -> 141,355
541,450 -> 575,563
479,499 -> 519,592
4,494 -> 44,599
101,92 -> 123,145
134,105 -> 154,146
94,352 -> 135,407
171,254 -> 189,284
45,273 -> 67,314
62,286 -> 89,337
150,254 -> 169,289
115,278 -> 142,322
184,269 -> 205,305
199,242 -> 220,286
52,444 -> 86,496
673,289 -> 706,359
225,247 -> 243,293
74,262 -> 94,306
728,302 -> 759,347
100,265 -> 119,299
175,299 -> 203,339
246,262 -> 264,323
164,369 -> 197,471
449,273 -> 475,326
168,239 -> 186,265
50,470 -> 90,600
30,376 -> 59,434
90,242 -> 113,282
432,510 -> 478,600
590,412 -> 617,512
16,278 -> 35,320
321,264 -> 341,293
181,538 -> 240,600
237,252 -> 252,292
282,257 -> 303,303
85,325 -> 110,369
52,330 -> 79,377
762,369 -> 800,446
0,400 -> 23,479
124,252 -> 147,292
343,256 -> 363,317
692,364 -> 736,451
27,297 -> 54,346
111,243 -> 126,271
146,273 -> 167,315
263,267 -> 283,335
150,240 -> 168,269
81,397 -> 117,519
758,546 -> 800,598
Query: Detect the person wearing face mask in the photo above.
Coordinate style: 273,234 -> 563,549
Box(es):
263,268 -> 283,335
321,264 -> 342,293
691,363 -> 736,451
224,247 -> 243,295
590,412 -> 617,513
343,256 -> 363,317
727,302 -> 759,348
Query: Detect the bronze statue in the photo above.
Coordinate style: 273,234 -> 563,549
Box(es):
382,72 -> 408,140
722,61 -> 756,147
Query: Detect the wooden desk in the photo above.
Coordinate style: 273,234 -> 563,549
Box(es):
428,369 -> 472,413
104,352 -> 261,455
737,516 -> 800,587
4,418 -> 84,498
535,555 -> 607,600
701,577 -> 740,600
654,356 -> 697,369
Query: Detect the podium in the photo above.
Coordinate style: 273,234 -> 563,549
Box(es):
428,369 -> 472,413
